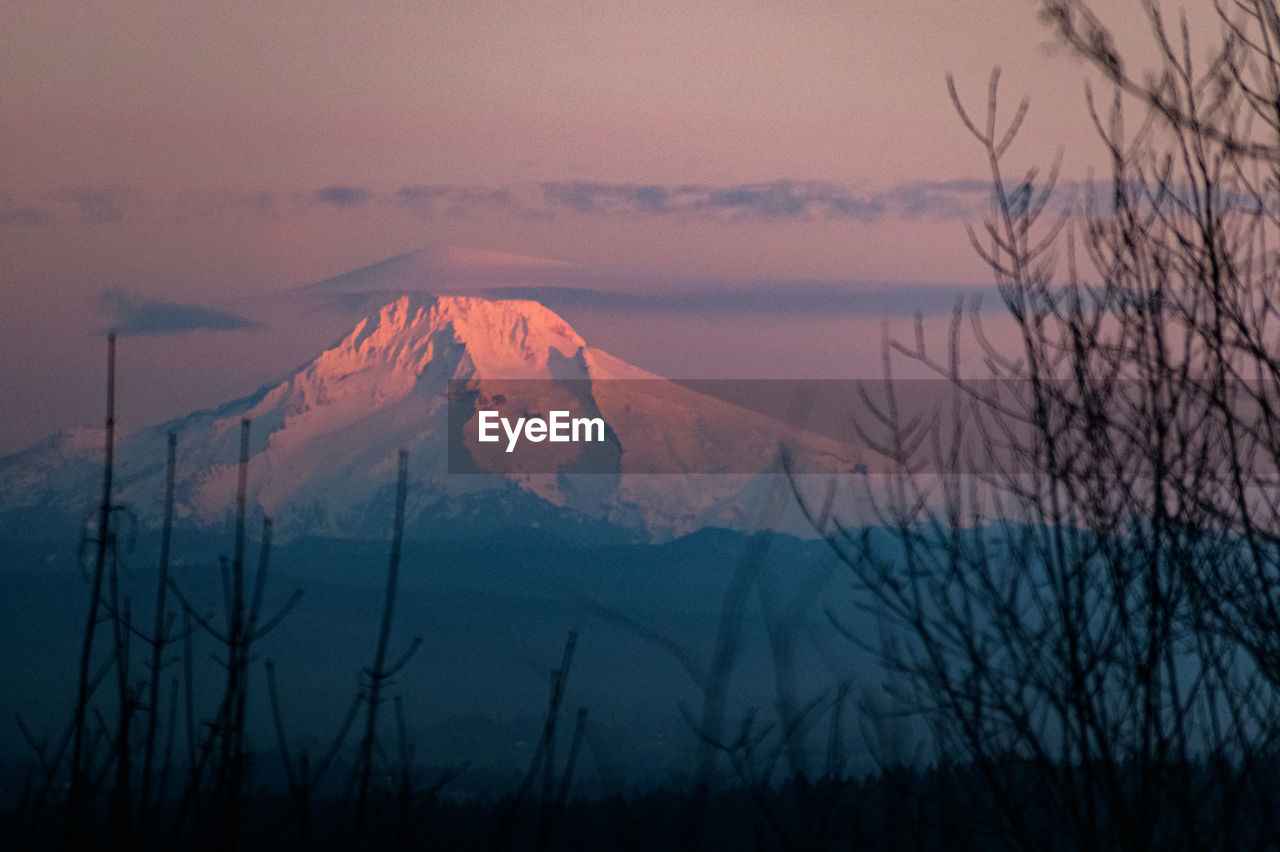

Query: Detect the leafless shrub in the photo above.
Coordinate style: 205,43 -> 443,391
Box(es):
794,4 -> 1280,847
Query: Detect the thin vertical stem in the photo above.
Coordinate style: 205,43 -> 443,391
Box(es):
353,449 -> 410,850
142,432 -> 176,831
62,331 -> 116,851
221,419 -> 251,851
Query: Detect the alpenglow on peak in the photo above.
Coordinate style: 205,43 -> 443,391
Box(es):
314,295 -> 588,382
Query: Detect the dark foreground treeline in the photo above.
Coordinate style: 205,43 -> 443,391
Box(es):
7,756 -> 1280,851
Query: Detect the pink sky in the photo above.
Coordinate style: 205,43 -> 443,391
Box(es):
0,1 -> 1215,451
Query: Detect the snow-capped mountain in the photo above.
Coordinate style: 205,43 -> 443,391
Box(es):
0,295 -> 869,543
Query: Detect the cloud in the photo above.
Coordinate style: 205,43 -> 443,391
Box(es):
172,189 -> 278,221
59,186 -> 146,223
0,203 -> 53,227
481,280 -> 994,317
394,184 -> 517,218
17,177 -> 1012,227
703,183 -> 811,218
540,181 -> 648,214
393,185 -> 445,216
534,179 -> 988,222
292,246 -> 996,318
631,184 -> 668,213
881,179 -> 990,220
305,178 -> 997,223
314,185 -> 371,208
100,290 -> 262,336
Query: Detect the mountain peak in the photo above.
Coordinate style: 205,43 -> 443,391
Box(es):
319,295 -> 586,382
424,295 -> 586,373
0,288 -> 863,544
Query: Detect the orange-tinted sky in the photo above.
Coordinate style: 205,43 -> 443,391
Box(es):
0,1 -> 1218,450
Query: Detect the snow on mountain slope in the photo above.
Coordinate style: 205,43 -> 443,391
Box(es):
0,295 -> 870,542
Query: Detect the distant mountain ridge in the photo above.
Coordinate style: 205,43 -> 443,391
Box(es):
0,294 -> 865,543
